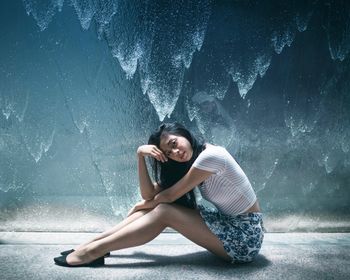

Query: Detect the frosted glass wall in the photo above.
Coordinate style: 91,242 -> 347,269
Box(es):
0,0 -> 349,232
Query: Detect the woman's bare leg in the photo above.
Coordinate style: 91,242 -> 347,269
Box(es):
67,204 -> 231,264
74,209 -> 151,251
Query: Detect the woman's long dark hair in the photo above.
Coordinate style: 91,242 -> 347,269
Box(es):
148,122 -> 205,209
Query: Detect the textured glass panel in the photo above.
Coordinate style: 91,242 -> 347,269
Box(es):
0,0 -> 349,232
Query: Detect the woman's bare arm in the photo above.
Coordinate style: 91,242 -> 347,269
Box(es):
137,145 -> 167,200
154,166 -> 213,203
128,166 -> 213,216
137,154 -> 158,200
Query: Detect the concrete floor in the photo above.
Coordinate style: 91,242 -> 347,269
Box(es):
0,232 -> 349,280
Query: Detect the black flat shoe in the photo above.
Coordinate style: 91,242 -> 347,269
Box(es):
60,249 -> 110,257
54,255 -> 105,267
60,249 -> 75,255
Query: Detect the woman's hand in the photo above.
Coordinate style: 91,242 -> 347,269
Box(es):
127,199 -> 158,217
137,145 -> 168,163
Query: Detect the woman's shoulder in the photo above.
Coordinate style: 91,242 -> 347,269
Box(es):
204,143 -> 227,151
193,143 -> 228,172
201,143 -> 229,157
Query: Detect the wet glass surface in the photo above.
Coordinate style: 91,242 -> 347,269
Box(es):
0,0 -> 349,231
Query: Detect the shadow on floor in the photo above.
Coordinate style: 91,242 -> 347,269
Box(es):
106,251 -> 271,269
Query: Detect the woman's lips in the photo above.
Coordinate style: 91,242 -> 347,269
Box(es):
181,152 -> 186,160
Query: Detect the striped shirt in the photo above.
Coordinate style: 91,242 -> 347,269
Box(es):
192,144 -> 257,215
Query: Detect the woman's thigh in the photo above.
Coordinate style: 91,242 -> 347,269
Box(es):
155,203 -> 231,261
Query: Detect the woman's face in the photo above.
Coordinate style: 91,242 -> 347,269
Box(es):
159,133 -> 193,162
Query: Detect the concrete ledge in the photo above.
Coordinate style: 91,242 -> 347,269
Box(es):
0,232 -> 349,280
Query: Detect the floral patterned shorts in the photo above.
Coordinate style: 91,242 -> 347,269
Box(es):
198,205 -> 266,263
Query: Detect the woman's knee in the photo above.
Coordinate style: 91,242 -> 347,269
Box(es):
152,203 -> 175,222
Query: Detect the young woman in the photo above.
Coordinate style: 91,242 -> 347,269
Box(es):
54,122 -> 265,267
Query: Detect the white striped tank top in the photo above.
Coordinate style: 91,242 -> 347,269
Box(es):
192,144 -> 257,215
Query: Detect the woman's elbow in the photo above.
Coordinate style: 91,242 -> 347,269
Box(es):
140,191 -> 155,201
141,194 -> 154,201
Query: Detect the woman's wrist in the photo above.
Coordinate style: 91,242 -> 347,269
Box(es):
137,148 -> 144,157
137,153 -> 145,161
154,192 -> 170,204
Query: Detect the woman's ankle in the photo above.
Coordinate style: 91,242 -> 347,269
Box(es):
84,243 -> 106,260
